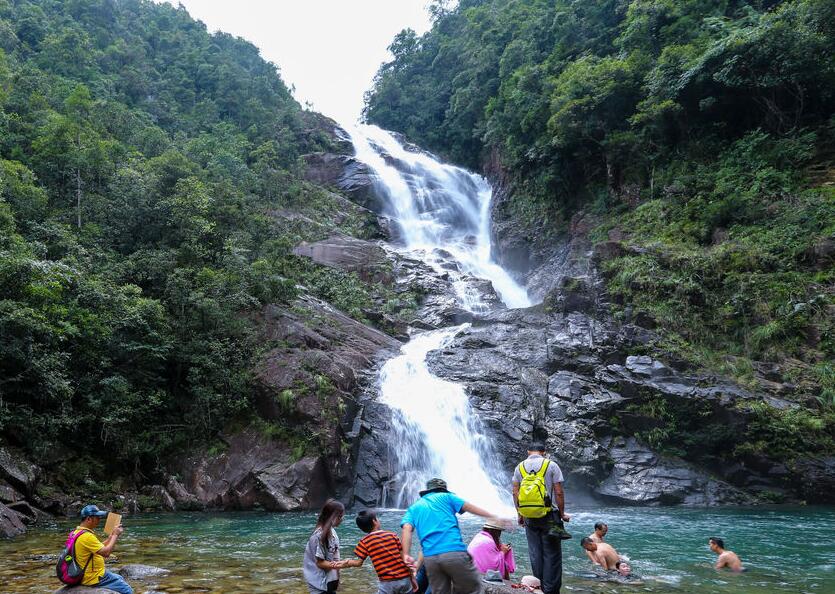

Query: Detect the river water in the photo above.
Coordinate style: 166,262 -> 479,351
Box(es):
3,507 -> 833,593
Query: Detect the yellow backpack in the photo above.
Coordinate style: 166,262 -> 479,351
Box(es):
517,459 -> 551,518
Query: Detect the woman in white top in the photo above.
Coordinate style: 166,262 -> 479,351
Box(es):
303,499 -> 347,594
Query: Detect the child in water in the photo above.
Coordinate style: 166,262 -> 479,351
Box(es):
303,500 -> 349,594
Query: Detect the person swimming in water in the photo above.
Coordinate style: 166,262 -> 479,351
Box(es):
580,537 -> 620,570
589,522 -> 607,543
585,522 -> 608,563
615,560 -> 631,577
709,537 -> 744,572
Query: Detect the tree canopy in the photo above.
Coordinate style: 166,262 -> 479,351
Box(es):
0,0 -> 352,481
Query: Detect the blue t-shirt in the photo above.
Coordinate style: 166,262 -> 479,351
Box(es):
401,491 -> 466,557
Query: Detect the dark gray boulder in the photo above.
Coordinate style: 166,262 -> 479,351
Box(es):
0,447 -> 40,497
0,502 -> 26,537
176,429 -> 333,512
595,438 -> 752,505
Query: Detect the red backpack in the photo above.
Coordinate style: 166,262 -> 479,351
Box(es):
55,528 -> 92,585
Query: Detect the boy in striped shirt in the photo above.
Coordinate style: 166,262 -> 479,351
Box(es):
343,510 -> 417,593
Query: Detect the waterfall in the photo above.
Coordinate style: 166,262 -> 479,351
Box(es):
347,124 -> 530,512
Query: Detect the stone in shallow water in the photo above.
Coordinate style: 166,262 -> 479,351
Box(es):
52,586 -> 119,594
116,563 -> 171,579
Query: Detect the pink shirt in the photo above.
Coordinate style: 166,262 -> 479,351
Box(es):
467,530 -> 516,577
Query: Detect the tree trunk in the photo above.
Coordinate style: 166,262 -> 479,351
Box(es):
76,167 -> 82,229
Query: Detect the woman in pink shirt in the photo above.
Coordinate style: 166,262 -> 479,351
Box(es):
467,521 -> 516,580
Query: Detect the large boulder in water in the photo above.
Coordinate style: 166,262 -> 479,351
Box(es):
176,429 -> 332,511
0,501 -> 26,537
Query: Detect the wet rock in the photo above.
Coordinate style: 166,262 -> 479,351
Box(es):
391,252 -> 502,329
0,479 -> 24,504
543,276 -> 598,315
52,586 -> 119,594
293,235 -> 392,284
5,500 -> 37,524
595,438 -> 752,505
793,457 -> 835,503
116,563 -> 170,580
339,157 -> 383,211
0,447 -> 40,497
303,152 -> 348,187
165,477 -> 203,511
350,401 -> 394,507
0,501 -> 26,537
177,429 -> 332,512
483,583 -> 514,594
254,295 -> 399,423
142,486 -> 175,512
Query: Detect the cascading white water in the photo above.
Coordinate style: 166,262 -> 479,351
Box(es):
377,326 -> 511,512
347,124 -> 529,512
349,125 -> 531,310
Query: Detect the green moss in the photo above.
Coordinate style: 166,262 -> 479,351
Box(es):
735,401 -> 835,460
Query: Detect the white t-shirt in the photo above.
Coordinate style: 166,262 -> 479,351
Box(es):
303,528 -> 340,591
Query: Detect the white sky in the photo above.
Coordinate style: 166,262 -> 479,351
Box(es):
160,1 -> 434,125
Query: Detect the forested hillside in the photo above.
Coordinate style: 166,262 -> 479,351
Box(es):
0,0 -> 383,488
366,0 -> 835,429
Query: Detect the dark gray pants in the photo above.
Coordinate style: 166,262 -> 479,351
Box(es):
525,518 -> 562,594
423,550 -> 482,594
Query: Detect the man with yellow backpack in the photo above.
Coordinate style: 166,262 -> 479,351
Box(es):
512,442 -> 571,594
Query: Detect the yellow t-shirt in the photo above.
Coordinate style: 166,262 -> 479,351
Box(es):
71,527 -> 105,585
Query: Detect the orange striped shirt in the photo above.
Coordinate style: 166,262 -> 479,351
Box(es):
354,530 -> 412,581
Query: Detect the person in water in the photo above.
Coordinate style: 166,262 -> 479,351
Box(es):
341,510 -> 415,594
303,500 -> 349,594
67,504 -> 133,594
584,522 -> 607,563
614,560 -> 632,577
589,522 -> 607,543
401,477 -> 499,594
709,537 -> 744,572
512,442 -> 570,594
580,537 -> 621,570
466,520 -> 516,580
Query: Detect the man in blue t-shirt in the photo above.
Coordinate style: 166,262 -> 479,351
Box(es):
401,478 -> 498,594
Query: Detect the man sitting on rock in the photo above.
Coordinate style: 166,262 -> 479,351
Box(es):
68,504 -> 133,593
580,537 -> 620,571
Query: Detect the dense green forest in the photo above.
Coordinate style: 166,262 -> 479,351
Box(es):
366,1 -> 835,422
0,0 -> 383,485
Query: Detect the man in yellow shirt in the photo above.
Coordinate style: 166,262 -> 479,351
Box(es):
70,505 -> 133,593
